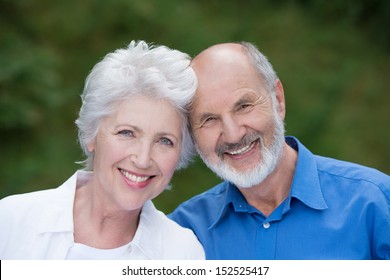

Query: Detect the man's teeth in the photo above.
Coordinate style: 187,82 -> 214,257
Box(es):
120,170 -> 150,183
227,141 -> 256,155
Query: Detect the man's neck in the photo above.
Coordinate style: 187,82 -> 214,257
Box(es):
238,143 -> 298,217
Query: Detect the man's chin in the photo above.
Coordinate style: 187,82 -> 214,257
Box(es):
199,151 -> 275,188
208,163 -> 267,188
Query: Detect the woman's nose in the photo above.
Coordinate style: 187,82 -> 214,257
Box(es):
129,143 -> 152,169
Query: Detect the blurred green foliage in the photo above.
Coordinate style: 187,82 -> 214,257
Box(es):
1,0 -> 389,213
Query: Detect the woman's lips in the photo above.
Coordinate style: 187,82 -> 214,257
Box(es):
119,168 -> 154,189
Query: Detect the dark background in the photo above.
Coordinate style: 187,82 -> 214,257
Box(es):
1,0 -> 389,213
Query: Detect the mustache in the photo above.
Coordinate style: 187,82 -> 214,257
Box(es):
216,133 -> 261,158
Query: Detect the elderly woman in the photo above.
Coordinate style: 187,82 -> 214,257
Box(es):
0,41 -> 205,259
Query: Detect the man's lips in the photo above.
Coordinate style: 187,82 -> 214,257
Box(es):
225,140 -> 257,156
216,134 -> 260,159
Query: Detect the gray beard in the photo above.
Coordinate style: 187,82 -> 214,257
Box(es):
198,113 -> 285,189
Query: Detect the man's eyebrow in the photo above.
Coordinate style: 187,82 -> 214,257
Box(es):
234,97 -> 251,107
233,93 -> 257,106
235,92 -> 267,107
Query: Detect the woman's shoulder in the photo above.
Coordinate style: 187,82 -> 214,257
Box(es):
138,201 -> 205,259
1,188 -> 55,207
0,188 -> 60,222
142,200 -> 195,235
0,171 -> 80,215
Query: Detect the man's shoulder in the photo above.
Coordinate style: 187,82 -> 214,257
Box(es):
315,155 -> 390,201
175,181 -> 228,208
169,181 -> 229,227
316,155 -> 390,183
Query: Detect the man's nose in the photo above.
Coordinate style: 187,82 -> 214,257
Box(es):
221,115 -> 246,144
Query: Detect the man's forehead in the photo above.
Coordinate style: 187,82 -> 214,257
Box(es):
190,88 -> 263,119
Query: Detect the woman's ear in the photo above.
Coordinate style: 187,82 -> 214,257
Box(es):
87,140 -> 95,153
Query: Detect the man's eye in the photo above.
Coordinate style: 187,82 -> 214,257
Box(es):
192,115 -> 218,130
239,103 -> 252,110
204,117 -> 216,123
159,137 -> 174,146
202,116 -> 218,126
117,130 -> 134,137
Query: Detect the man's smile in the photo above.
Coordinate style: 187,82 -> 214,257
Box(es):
225,140 -> 257,156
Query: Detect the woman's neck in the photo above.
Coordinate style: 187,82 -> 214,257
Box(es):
72,181 -> 140,249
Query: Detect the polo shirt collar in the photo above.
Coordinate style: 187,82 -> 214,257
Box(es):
210,136 -> 328,228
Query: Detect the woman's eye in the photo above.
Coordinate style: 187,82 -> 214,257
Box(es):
117,130 -> 134,137
159,137 -> 174,146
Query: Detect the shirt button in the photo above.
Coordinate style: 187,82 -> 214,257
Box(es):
127,245 -> 132,253
263,222 -> 270,229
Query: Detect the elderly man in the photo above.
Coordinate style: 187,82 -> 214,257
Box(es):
169,42 -> 390,259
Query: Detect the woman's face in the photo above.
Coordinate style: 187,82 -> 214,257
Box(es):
87,95 -> 183,213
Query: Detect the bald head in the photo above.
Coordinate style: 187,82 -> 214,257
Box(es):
191,42 -> 278,96
192,43 -> 246,65
190,43 -> 260,103
191,43 -> 250,80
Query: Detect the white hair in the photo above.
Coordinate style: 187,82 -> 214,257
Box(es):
75,40 -> 197,170
240,41 -> 279,97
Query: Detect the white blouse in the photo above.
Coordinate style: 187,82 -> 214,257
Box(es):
0,171 -> 205,260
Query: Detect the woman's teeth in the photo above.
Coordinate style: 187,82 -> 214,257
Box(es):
227,141 -> 256,155
120,169 -> 150,183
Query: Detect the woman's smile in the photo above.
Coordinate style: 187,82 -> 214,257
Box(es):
119,168 -> 155,189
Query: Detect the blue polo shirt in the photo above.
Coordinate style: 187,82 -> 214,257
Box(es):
169,137 -> 390,259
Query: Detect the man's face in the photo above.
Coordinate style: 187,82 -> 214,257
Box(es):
190,47 -> 285,188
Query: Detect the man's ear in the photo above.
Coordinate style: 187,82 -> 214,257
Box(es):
275,79 -> 286,120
